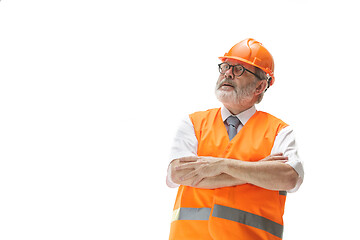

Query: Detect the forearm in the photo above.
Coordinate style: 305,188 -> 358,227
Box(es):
224,159 -> 298,191
170,155 -> 299,191
194,173 -> 247,189
170,159 -> 246,189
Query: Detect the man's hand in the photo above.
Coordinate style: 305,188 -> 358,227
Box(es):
175,156 -> 227,186
259,153 -> 288,163
224,153 -> 298,191
170,156 -> 247,189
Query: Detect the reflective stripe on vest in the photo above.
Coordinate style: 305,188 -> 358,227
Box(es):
212,204 -> 284,239
171,207 -> 211,222
172,205 -> 283,239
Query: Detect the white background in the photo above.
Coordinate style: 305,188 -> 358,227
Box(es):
1,0 -> 359,239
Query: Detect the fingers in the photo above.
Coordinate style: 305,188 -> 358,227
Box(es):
179,156 -> 199,163
270,156 -> 288,161
175,162 -> 203,171
180,170 -> 197,181
261,153 -> 288,162
271,153 -> 284,156
192,176 -> 204,186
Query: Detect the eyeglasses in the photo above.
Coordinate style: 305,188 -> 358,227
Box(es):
218,62 -> 261,79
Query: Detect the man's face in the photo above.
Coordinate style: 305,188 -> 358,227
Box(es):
215,59 -> 258,106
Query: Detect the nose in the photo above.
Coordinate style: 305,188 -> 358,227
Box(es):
224,66 -> 234,79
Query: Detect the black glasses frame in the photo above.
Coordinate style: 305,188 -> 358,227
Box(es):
218,62 -> 261,79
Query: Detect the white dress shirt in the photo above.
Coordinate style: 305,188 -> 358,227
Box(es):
167,106 -> 304,193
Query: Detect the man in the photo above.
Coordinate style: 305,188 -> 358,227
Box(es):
166,38 -> 304,240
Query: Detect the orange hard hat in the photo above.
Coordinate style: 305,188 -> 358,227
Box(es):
219,38 -> 275,86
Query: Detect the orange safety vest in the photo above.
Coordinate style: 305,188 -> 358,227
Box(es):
169,108 -> 289,240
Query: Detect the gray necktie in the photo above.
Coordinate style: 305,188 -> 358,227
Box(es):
226,116 -> 241,140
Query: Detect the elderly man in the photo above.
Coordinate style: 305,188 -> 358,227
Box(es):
166,38 -> 304,240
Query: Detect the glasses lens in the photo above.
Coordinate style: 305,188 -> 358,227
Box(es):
219,63 -> 230,74
233,65 -> 244,76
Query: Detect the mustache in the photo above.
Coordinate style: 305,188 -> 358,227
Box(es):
217,78 -> 237,89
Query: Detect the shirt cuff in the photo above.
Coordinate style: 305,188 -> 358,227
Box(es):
285,160 -> 304,193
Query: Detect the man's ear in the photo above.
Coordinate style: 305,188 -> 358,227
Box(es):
255,80 -> 268,95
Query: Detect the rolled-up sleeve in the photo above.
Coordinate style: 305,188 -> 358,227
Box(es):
271,126 -> 304,193
166,116 -> 198,188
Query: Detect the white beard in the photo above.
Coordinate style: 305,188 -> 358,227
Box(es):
215,78 -> 255,106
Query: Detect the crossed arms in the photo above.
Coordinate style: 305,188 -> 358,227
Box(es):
169,153 -> 299,191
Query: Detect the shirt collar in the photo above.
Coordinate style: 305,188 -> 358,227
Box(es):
221,105 -> 257,125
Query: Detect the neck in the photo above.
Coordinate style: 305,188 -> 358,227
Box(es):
223,102 -> 254,115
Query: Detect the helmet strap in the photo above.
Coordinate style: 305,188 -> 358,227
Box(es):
265,76 -> 272,92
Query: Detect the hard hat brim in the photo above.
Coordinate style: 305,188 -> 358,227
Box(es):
218,56 -> 275,85
219,56 -> 268,74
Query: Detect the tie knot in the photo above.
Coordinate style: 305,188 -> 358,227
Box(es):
226,116 -> 240,128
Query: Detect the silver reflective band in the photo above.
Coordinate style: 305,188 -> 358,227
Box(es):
279,191 -> 287,196
212,204 -> 283,239
172,207 -> 211,222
